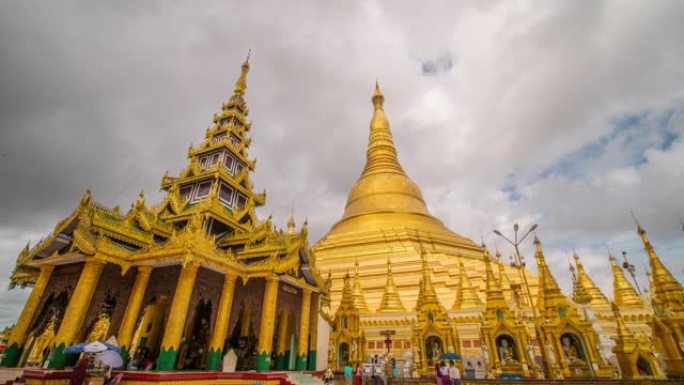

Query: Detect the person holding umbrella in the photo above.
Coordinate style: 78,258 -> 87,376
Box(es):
448,360 -> 460,385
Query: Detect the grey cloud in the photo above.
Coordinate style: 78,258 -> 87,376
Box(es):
1,1 -> 684,327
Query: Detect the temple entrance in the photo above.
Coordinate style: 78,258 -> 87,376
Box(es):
129,295 -> 169,369
180,298 -> 213,370
495,334 -> 519,364
637,356 -> 653,376
559,333 -> 586,365
425,335 -> 443,366
338,342 -> 349,367
229,304 -> 257,371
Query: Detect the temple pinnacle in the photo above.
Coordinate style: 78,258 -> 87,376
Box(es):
233,50 -> 250,95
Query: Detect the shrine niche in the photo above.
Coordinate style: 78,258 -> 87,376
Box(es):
424,335 -> 443,366
560,332 -> 586,365
495,334 -> 519,364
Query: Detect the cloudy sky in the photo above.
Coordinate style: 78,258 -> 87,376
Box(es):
1,1 -> 683,328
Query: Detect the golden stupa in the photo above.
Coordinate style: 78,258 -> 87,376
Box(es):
313,83 -> 530,313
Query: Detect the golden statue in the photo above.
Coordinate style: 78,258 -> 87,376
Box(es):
26,318 -> 56,366
86,311 -> 111,342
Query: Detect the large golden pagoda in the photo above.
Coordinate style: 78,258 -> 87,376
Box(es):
313,83 -> 492,314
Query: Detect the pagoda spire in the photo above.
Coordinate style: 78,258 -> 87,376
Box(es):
415,244 -> 444,310
533,237 -> 565,308
363,81 -> 404,176
534,236 -> 583,321
351,259 -> 370,312
573,252 -> 610,307
636,222 -> 684,314
340,272 -> 355,309
452,260 -> 482,310
483,245 -> 507,311
233,51 -> 250,96
376,256 -> 406,312
609,253 -> 643,309
495,251 -> 514,303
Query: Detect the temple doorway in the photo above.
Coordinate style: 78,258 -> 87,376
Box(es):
338,342 -> 349,367
181,298 -> 213,370
229,304 -> 257,371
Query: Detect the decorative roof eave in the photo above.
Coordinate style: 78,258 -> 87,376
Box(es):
279,274 -> 321,293
187,142 -> 256,170
161,168 -> 260,203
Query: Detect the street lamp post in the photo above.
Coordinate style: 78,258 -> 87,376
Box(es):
621,251 -> 643,296
493,223 -> 544,377
493,223 -> 538,317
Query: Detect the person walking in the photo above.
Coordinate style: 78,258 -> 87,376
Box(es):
344,362 -> 353,385
448,360 -> 460,385
324,368 -> 334,385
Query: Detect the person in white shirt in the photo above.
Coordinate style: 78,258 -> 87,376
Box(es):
448,360 -> 461,385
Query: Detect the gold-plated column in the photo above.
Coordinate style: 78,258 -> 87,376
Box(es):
206,274 -> 237,370
49,259 -> 105,368
296,289 -> 312,370
275,309 -> 290,370
157,262 -> 200,371
256,275 -> 279,371
1,264 -> 54,367
307,292 -> 319,370
117,266 -> 152,363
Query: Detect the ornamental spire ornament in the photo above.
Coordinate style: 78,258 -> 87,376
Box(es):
636,221 -> 684,314
609,253 -> 643,309
351,259 -> 370,312
573,252 -> 610,307
376,256 -> 406,313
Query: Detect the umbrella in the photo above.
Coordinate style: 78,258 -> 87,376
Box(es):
439,352 -> 461,360
66,342 -> 121,354
84,341 -> 108,353
99,349 -> 123,368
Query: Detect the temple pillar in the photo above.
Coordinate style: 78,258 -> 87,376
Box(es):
296,289 -> 312,370
117,266 -> 152,365
1,264 -> 54,367
157,262 -> 199,371
275,309 -> 289,370
256,275 -> 279,371
49,259 -> 105,369
307,293 -> 319,370
206,274 -> 237,371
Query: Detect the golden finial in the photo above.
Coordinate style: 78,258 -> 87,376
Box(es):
287,206 -> 296,235
372,79 -> 384,109
233,50 -> 251,95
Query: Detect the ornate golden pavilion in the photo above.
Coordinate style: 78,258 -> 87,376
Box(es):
315,83 -> 684,380
1,55 -> 327,372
